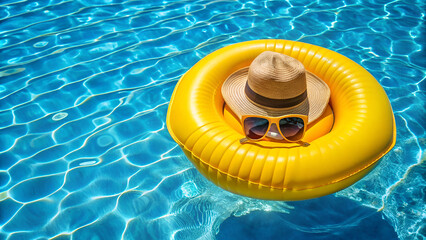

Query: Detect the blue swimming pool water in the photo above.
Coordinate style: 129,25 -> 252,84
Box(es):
0,0 -> 424,239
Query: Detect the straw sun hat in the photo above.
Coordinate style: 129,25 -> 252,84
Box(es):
222,51 -> 330,124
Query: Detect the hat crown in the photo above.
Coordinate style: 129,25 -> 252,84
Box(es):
247,51 -> 307,100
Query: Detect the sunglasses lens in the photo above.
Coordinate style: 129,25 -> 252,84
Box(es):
244,117 -> 269,140
279,117 -> 305,141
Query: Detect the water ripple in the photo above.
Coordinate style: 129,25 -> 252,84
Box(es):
0,0 -> 424,239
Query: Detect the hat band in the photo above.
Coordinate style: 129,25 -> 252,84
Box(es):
245,83 -> 307,108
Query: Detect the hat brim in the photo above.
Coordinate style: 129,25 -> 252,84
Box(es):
222,67 -> 330,124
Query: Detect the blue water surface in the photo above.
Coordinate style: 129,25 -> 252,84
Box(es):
0,0 -> 424,239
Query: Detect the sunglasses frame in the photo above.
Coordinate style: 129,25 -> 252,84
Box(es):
240,114 -> 308,143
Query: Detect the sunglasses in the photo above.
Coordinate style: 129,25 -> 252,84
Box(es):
240,114 -> 308,144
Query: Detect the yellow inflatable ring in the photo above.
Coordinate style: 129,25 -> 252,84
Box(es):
167,39 -> 396,201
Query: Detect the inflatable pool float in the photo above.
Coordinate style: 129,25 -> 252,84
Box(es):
166,39 -> 396,201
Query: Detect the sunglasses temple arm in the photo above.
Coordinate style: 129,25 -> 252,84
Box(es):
240,138 -> 309,146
